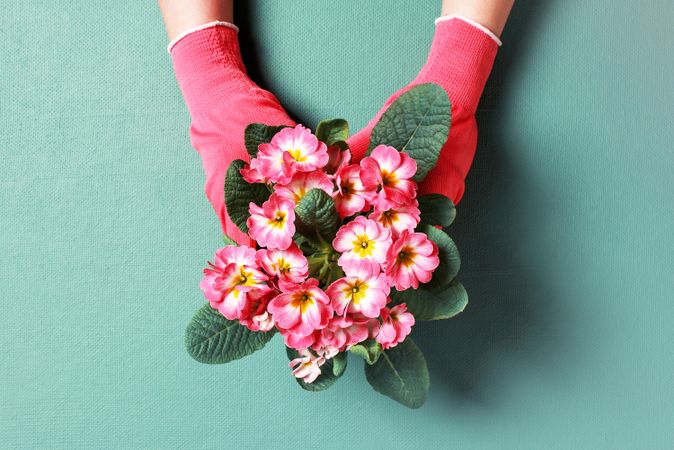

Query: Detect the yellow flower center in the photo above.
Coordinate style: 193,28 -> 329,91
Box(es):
396,246 -> 416,267
380,210 -> 397,227
343,280 -> 369,305
293,187 -> 306,203
288,148 -> 307,162
276,258 -> 291,274
291,292 -> 315,314
380,170 -> 397,187
269,212 -> 287,229
234,268 -> 256,287
352,234 -> 374,258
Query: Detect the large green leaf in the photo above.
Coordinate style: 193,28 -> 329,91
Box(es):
286,348 -> 348,392
368,83 -> 451,182
420,224 -> 461,289
364,338 -> 429,409
185,304 -> 275,364
244,124 -> 289,158
390,279 -> 468,321
295,189 -> 340,243
418,193 -> 456,227
349,339 -> 383,365
224,159 -> 270,234
316,118 -> 349,145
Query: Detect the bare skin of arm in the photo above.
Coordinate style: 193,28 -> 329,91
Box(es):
158,0 -> 233,41
158,1 -> 514,42
441,0 -> 515,37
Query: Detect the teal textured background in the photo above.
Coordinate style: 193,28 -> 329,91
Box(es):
1,1 -> 673,448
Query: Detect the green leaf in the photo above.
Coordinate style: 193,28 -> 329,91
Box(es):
244,124 -> 289,158
390,224 -> 466,320
368,83 -> 451,182
295,189 -> 340,243
421,224 -> 461,289
316,119 -> 349,145
364,338 -> 429,409
418,194 -> 456,227
224,159 -> 270,234
286,348 -> 348,392
332,352 -> 348,376
222,234 -> 237,246
349,339 -> 383,364
185,304 -> 275,364
390,279 -> 468,320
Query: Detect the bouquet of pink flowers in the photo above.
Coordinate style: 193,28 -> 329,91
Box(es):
185,84 -> 466,408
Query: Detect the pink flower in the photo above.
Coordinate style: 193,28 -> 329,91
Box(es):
240,162 -> 267,184
376,304 -> 415,349
279,125 -> 329,172
239,288 -> 276,332
247,194 -> 296,250
370,201 -> 421,238
289,349 -> 325,384
268,278 -> 332,338
254,125 -> 329,184
332,216 -> 392,275
314,345 -> 340,360
282,330 -> 319,350
324,144 -> 351,176
385,230 -> 440,290
333,164 -> 376,218
199,246 -> 269,320
253,140 -> 294,185
360,145 -> 418,209
318,315 -> 372,352
274,170 -> 333,204
326,263 -> 390,318
256,243 -> 308,284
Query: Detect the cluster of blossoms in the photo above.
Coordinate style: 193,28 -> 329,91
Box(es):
201,124 -> 440,384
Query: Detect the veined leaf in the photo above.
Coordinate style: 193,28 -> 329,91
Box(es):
418,193 -> 456,227
185,304 -> 275,364
391,279 -> 468,320
368,83 -> 451,182
295,189 -> 340,243
244,124 -> 289,158
364,338 -> 429,409
224,159 -> 270,234
316,118 -> 349,145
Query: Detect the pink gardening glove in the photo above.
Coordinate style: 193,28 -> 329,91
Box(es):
347,17 -> 499,204
170,18 -> 499,242
171,23 -> 295,244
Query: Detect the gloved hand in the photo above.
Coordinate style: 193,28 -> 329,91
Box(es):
170,17 -> 500,243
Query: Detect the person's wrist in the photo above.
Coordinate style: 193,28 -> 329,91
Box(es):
167,21 -> 239,53
440,0 -> 514,37
158,0 -> 234,41
435,15 -> 501,46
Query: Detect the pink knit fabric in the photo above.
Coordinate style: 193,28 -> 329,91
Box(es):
170,18 -> 497,243
171,26 -> 295,244
347,19 -> 499,203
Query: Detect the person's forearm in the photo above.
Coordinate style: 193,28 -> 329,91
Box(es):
441,0 -> 514,37
158,0 -> 233,41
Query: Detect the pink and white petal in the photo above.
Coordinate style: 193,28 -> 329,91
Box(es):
393,152 -> 418,179
335,193 -> 365,218
371,145 -> 402,172
359,288 -> 388,318
359,158 -> 382,188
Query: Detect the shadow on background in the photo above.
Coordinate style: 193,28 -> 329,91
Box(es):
413,1 -> 564,404
235,2 -> 565,405
235,3 -> 303,120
